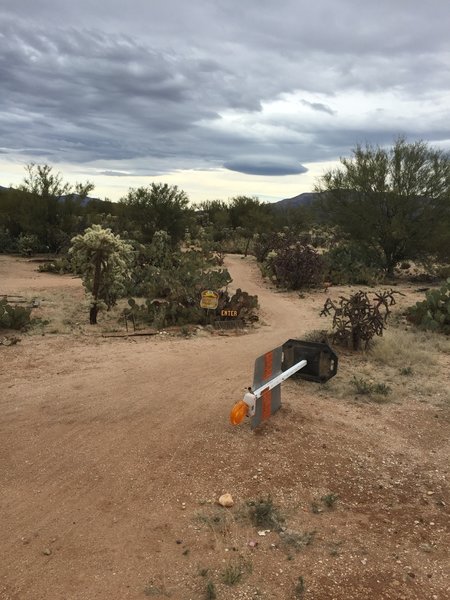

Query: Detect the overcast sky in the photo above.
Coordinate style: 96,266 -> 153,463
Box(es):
1,0 -> 450,203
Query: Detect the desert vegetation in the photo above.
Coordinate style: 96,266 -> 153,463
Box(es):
1,138 -> 450,334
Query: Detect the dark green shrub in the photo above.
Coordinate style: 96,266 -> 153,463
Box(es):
0,298 -> 32,330
0,228 -> 17,253
323,243 -> 383,285
38,257 -> 72,274
295,576 -> 305,598
205,581 -> 216,599
321,493 -> 339,508
246,495 -> 284,531
17,233 -> 42,256
351,376 -> 391,397
407,278 -> 450,334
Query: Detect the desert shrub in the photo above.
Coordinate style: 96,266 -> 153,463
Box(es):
407,278 -> 450,334
307,225 -> 342,249
124,285 -> 258,330
205,581 -> 216,599
434,264 -> 450,280
222,558 -> 252,586
0,227 -> 17,253
351,376 -> 391,397
17,233 -> 42,256
253,230 -> 300,263
323,243 -> 383,285
123,231 -> 260,329
0,298 -> 32,330
321,290 -> 399,350
38,256 -> 73,274
265,243 -> 324,289
246,496 -> 284,531
303,329 -> 332,344
321,493 -> 339,508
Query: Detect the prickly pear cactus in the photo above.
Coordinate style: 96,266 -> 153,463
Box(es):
407,278 -> 450,334
0,298 -> 32,330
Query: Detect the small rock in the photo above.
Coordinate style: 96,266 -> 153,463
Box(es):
42,548 -> 52,556
248,540 -> 258,548
218,493 -> 234,508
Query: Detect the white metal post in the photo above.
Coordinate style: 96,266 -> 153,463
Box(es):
252,359 -> 308,398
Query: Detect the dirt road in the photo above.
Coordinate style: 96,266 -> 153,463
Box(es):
1,255 -> 448,599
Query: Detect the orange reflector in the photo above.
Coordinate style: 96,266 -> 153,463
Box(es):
230,400 -> 248,425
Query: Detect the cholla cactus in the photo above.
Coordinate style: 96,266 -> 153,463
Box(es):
70,224 -> 133,324
321,290 -> 399,350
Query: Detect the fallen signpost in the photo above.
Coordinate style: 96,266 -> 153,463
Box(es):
230,340 -> 338,429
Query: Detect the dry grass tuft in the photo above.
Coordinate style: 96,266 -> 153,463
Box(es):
369,328 -> 438,368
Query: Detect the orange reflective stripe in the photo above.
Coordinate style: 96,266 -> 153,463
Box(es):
263,351 -> 273,380
262,388 -> 272,420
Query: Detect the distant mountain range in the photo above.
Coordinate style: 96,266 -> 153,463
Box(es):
0,185 -> 104,205
1,183 -> 319,209
272,192 -> 320,210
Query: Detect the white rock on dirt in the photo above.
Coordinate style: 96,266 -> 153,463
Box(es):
218,493 -> 234,507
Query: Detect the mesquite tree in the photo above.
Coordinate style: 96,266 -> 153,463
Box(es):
70,225 -> 133,324
316,138 -> 450,274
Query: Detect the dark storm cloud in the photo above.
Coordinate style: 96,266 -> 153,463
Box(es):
1,0 -> 450,177
224,157 -> 308,177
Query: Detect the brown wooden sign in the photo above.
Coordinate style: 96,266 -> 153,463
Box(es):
220,309 -> 238,317
200,290 -> 219,310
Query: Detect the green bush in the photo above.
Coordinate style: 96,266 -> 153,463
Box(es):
0,298 -> 32,330
38,257 -> 73,274
0,228 -> 17,253
407,278 -> 450,334
351,376 -> 391,396
123,232 -> 236,328
246,495 -> 284,531
323,243 -> 383,285
17,233 -> 42,256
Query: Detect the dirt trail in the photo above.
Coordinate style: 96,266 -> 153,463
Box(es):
0,255 -> 320,599
1,255 -> 449,600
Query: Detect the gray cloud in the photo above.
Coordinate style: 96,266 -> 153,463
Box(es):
97,170 -> 134,177
0,0 -> 449,184
301,100 -> 336,116
224,156 -> 308,176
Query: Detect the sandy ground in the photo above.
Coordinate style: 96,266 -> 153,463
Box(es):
0,254 -> 449,600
